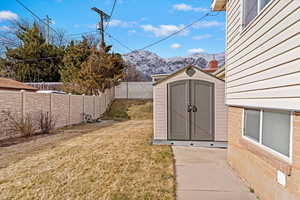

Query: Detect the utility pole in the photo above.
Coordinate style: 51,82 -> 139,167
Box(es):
91,7 -> 110,51
44,15 -> 52,44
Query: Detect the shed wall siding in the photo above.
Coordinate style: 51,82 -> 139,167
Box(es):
226,0 -> 300,111
154,69 -> 227,141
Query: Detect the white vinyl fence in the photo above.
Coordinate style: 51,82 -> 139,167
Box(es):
114,82 -> 153,99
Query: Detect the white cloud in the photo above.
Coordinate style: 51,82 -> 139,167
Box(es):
128,29 -> 136,34
0,11 -> 18,22
188,48 -> 205,54
173,3 -> 207,12
192,34 -> 212,40
193,20 -> 223,29
141,24 -> 188,37
171,43 -> 181,49
106,19 -> 137,28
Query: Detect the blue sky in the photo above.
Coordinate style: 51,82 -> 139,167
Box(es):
0,0 -> 226,58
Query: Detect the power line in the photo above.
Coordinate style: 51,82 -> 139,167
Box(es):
67,31 -> 97,37
15,0 -> 67,43
67,30 -> 133,51
104,32 -> 134,52
7,56 -> 61,63
139,12 -> 215,50
105,0 -> 118,31
66,12 -> 217,52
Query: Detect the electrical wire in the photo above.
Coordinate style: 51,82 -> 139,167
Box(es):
67,31 -> 97,37
139,12 -> 216,50
104,32 -> 134,52
66,12 -> 216,52
67,30 -> 133,52
15,0 -> 68,43
105,0 -> 118,31
10,56 -> 61,62
11,4 -> 219,56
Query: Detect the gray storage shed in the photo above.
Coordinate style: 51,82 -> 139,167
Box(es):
153,65 -> 228,147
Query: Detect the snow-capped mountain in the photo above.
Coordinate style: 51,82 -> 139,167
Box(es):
122,50 -> 225,81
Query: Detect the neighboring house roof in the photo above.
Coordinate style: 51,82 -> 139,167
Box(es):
213,66 -> 225,79
153,65 -> 224,86
211,0 -> 227,11
0,78 -> 38,92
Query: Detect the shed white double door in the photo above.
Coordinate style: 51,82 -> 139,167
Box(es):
168,80 -> 214,141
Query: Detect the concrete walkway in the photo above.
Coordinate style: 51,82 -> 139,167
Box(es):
173,146 -> 257,200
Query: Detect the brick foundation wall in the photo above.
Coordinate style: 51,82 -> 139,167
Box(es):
228,106 -> 300,200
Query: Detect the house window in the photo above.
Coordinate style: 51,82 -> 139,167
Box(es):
244,109 -> 260,142
243,0 -> 272,28
262,111 -> 291,157
243,108 -> 292,160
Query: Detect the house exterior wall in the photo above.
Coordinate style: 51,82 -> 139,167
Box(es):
225,0 -> 300,111
228,106 -> 300,200
153,69 -> 227,141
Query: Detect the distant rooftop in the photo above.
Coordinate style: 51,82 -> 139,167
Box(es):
0,78 -> 38,92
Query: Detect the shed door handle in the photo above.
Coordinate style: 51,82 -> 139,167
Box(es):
192,105 -> 197,112
187,104 -> 193,112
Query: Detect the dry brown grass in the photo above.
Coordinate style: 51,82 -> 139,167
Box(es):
127,102 -> 153,120
0,121 -> 116,169
103,99 -> 153,121
0,120 -> 175,200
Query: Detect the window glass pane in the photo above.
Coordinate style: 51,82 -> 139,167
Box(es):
243,0 -> 258,27
260,0 -> 271,10
244,109 -> 260,142
262,111 -> 291,157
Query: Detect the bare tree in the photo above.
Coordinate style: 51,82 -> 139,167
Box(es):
82,33 -> 100,47
0,19 -> 69,52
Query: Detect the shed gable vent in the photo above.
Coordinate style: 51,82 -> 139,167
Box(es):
186,67 -> 196,77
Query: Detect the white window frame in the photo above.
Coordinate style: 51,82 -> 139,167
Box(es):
242,108 -> 293,164
242,0 -> 274,29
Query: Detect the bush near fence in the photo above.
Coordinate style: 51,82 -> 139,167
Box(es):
0,88 -> 114,140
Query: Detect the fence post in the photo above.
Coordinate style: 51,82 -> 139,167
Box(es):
93,95 -> 96,119
49,93 -> 54,127
82,94 -> 85,122
104,90 -> 107,110
126,81 -> 129,99
20,90 -> 25,120
113,85 -> 115,100
68,93 -> 71,126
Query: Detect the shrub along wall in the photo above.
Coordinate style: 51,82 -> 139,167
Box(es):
0,88 -> 114,140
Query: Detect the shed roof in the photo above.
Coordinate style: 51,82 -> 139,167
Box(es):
153,65 -> 224,86
212,66 -> 225,78
0,78 -> 38,91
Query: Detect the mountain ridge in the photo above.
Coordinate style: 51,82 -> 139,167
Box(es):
122,50 -> 225,81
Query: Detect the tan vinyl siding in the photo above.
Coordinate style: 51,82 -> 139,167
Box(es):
153,69 -> 227,141
225,0 -> 300,111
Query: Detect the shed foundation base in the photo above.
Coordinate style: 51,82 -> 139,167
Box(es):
153,140 -> 227,148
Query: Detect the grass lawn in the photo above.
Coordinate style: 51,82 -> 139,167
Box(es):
0,102 -> 175,200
